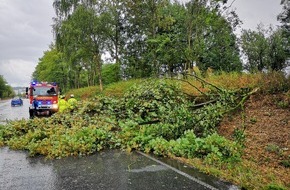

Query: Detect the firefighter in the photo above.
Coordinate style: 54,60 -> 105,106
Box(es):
58,95 -> 69,112
68,94 -> 78,110
31,96 -> 39,118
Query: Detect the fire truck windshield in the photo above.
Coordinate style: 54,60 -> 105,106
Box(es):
32,87 -> 57,96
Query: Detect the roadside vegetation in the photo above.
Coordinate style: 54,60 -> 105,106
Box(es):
0,75 -> 14,99
1,71 -> 289,190
1,0 -> 289,189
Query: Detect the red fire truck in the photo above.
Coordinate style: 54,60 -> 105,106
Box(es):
26,81 -> 60,118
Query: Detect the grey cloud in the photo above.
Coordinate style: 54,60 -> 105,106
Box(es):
0,0 -> 55,87
230,0 -> 282,30
0,0 -> 54,61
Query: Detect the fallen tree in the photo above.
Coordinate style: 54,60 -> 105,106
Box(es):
0,78 -> 255,159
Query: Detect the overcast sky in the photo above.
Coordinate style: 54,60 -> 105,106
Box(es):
0,0 -> 283,87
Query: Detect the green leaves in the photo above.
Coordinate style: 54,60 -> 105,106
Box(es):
0,79 -> 244,163
146,131 -> 241,163
241,26 -> 289,73
0,75 -> 14,98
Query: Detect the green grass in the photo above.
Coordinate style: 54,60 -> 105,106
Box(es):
102,79 -> 144,97
65,71 -> 290,102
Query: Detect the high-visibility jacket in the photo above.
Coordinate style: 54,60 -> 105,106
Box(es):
68,97 -> 78,109
58,99 -> 69,112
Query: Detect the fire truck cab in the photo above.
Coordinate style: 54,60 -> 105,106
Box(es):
26,81 -> 60,118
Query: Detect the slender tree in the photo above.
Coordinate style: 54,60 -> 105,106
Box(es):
278,0 -> 290,67
46,0 -> 243,88
104,0 -> 126,65
240,26 -> 270,72
268,27 -> 289,71
241,24 -> 289,72
148,2 -> 187,77
53,1 -> 109,91
184,0 -> 241,73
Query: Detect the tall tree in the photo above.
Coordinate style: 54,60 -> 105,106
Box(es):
278,0 -> 290,31
268,27 -> 289,71
184,0 -> 241,73
53,0 -> 109,91
47,0 -> 243,87
121,0 -> 156,78
278,0 -> 290,67
241,25 -> 289,72
240,26 -> 270,72
104,0 -> 126,65
32,46 -> 69,90
147,1 -> 187,77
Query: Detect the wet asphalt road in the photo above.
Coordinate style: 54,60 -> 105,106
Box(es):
0,98 -> 29,123
0,99 -> 239,190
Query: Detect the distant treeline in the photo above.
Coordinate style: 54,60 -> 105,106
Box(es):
0,75 -> 14,99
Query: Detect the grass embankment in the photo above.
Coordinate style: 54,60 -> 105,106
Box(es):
1,72 -> 289,190
66,72 -> 290,98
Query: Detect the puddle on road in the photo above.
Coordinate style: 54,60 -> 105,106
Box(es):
128,164 -> 168,173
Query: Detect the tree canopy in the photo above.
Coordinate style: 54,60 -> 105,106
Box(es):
0,75 -> 14,98
30,0 -> 289,90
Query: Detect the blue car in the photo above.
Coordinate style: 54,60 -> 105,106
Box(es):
11,97 -> 23,106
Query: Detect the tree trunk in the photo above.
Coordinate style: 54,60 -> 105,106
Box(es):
94,54 -> 103,92
98,67 -> 103,92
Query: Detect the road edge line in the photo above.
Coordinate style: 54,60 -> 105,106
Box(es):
136,151 -> 218,190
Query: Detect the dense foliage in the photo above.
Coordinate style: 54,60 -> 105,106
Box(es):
29,0 -> 290,95
0,80 -> 245,162
241,25 -> 290,72
0,75 -> 14,99
30,1 -> 290,93
1,73 -> 289,189
32,0 -> 244,90
278,0 -> 290,72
